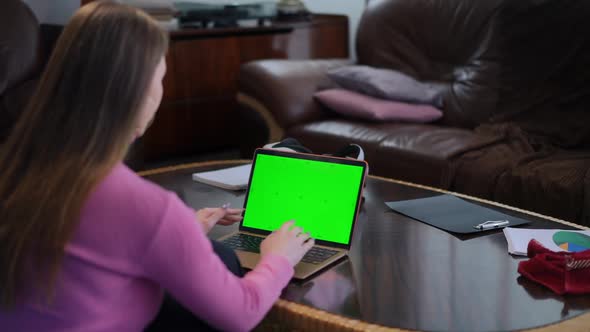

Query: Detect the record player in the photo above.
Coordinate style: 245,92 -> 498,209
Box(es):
174,1 -> 278,28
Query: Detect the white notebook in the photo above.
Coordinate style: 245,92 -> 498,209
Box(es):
192,164 -> 251,190
503,227 -> 590,256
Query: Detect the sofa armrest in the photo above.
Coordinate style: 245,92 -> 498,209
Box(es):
238,59 -> 352,131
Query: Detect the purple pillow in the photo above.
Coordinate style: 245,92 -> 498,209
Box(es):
314,89 -> 443,123
326,65 -> 445,107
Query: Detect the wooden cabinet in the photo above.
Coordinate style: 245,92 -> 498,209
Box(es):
142,15 -> 349,161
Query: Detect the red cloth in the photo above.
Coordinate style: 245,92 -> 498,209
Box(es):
518,239 -> 590,295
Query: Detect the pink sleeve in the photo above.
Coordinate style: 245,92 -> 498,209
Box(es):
141,193 -> 294,332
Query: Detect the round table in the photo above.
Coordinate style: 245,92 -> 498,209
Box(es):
140,160 -> 590,332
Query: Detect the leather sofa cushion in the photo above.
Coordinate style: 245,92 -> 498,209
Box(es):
373,126 -> 488,188
287,120 -> 489,189
286,120 -> 407,163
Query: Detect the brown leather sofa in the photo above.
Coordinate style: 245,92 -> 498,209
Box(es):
238,0 -> 590,226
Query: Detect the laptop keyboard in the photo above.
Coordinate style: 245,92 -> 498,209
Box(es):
222,233 -> 264,253
221,233 -> 340,265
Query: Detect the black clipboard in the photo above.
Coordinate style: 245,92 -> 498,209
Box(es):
385,194 -> 531,234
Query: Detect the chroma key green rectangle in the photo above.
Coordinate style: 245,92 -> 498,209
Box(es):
241,150 -> 366,246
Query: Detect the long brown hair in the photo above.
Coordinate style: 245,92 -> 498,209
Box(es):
0,1 -> 168,307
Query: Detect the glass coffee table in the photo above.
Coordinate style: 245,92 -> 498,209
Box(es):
141,160 -> 590,332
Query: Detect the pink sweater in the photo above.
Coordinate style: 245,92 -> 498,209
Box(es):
0,163 -> 293,331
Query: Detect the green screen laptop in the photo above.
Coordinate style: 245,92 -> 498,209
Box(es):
219,148 -> 367,279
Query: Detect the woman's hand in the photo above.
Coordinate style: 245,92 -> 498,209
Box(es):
195,206 -> 243,233
260,220 -> 315,267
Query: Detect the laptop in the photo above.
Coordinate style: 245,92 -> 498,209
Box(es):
218,148 -> 368,279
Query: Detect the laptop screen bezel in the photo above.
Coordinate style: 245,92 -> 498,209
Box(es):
238,148 -> 367,250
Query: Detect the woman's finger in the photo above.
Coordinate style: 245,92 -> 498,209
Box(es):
303,238 -> 315,250
290,226 -> 303,237
279,220 -> 295,233
221,215 -> 243,222
218,216 -> 243,225
205,208 -> 226,222
225,208 -> 244,214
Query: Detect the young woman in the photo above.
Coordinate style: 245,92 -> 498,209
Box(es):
0,2 -> 314,331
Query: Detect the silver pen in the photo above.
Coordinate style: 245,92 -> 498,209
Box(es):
474,220 -> 509,230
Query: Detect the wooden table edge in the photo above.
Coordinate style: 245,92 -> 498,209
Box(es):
140,160 -> 590,332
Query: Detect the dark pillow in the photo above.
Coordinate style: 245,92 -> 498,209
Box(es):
326,65 -> 445,107
314,89 -> 443,123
